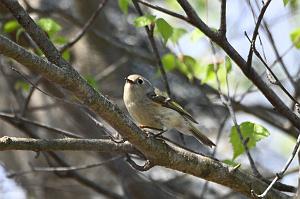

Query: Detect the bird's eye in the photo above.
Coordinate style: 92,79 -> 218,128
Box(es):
137,78 -> 144,84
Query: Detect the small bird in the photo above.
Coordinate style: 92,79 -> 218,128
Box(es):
123,74 -> 215,147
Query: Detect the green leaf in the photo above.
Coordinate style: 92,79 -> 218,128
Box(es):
37,18 -> 61,37
134,15 -> 156,27
290,28 -> 300,48
62,50 -> 71,61
230,121 -> 270,160
170,28 -> 187,44
156,18 -> 173,44
202,64 -> 215,84
15,80 -> 30,92
52,36 -> 67,45
3,20 -> 21,33
223,159 -> 239,167
283,0 -> 290,6
118,0 -> 129,14
162,53 -> 176,71
190,28 -> 204,42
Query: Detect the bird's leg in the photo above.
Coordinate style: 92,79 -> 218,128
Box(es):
154,128 -> 167,138
139,125 -> 167,138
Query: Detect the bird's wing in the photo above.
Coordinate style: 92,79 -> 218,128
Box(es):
147,88 -> 198,124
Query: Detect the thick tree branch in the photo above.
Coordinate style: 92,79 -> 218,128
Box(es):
0,136 -> 137,154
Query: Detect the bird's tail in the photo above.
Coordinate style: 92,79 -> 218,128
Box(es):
189,123 -> 215,147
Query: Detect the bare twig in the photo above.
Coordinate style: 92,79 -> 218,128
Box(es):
20,75 -> 41,117
132,0 -> 171,96
0,112 -> 82,138
246,0 -> 272,68
11,66 -> 85,108
255,133 -> 300,198
245,33 -> 300,106
135,0 -> 189,22
59,0 -> 108,52
262,21 -> 295,86
8,155 -> 123,177
199,115 -> 228,197
85,112 -> 125,143
95,56 -> 128,81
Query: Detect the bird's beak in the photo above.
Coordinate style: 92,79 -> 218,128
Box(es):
125,77 -> 135,84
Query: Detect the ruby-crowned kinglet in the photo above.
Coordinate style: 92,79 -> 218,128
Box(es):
123,74 -> 215,147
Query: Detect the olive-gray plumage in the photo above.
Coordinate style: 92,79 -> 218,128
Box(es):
123,74 -> 215,147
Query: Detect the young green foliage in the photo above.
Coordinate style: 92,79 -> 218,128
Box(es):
290,28 -> 300,48
162,53 -> 177,71
134,15 -> 156,27
118,0 -> 129,14
14,80 -> 30,93
283,0 -> 290,6
156,18 -> 173,44
3,20 -> 21,33
37,18 -> 62,38
230,121 -> 270,160
2,18 -> 70,61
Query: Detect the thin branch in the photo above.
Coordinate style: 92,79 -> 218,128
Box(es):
135,0 -> 189,22
219,0 -> 227,35
85,112 -> 125,143
20,75 -> 41,117
10,67 -> 85,108
132,0 -> 171,96
246,0 -> 272,68
95,56 -> 128,81
199,115 -> 228,197
255,134 -> 300,198
8,156 -> 123,178
251,0 -> 295,88
263,20 -> 295,87
0,112 -> 83,138
59,0 -> 108,52
245,32 -> 300,106
0,136 -> 137,154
